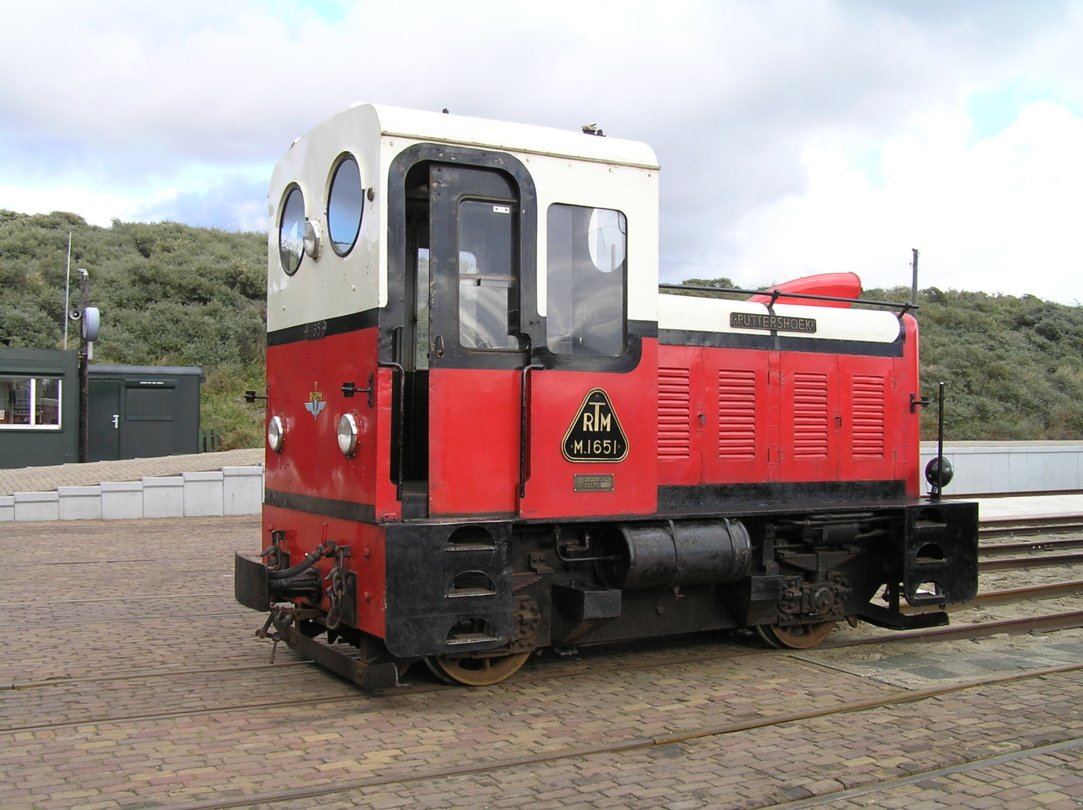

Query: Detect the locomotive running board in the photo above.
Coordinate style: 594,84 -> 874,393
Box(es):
284,627 -> 404,690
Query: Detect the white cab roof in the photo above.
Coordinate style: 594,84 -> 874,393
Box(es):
339,103 -> 660,169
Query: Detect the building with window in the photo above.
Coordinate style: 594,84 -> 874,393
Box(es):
0,348 -> 79,468
0,348 -> 203,469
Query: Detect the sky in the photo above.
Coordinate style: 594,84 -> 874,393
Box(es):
2,0 -> 1082,302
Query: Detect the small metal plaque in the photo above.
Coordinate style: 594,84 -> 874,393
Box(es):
562,388 -> 629,462
730,312 -> 817,334
574,474 -> 614,492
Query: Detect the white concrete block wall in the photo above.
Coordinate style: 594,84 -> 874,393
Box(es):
6,444 -> 1083,521
183,471 -> 225,517
101,481 -> 145,520
3,465 -> 264,521
142,477 -> 185,518
14,491 -> 59,521
920,443 -> 1083,496
223,466 -> 263,515
58,486 -> 103,520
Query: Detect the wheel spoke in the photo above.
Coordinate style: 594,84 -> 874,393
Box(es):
425,651 -> 530,686
755,621 -> 836,649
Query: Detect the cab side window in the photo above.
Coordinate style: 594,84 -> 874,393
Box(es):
546,204 -> 626,357
459,200 -> 520,351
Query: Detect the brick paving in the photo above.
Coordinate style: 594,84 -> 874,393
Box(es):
0,448 -> 262,496
0,517 -> 1081,809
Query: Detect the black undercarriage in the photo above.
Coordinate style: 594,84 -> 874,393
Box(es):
235,499 -> 978,688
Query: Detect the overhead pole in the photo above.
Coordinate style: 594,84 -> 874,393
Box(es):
63,232 -> 72,349
78,269 -> 89,463
910,248 -> 919,307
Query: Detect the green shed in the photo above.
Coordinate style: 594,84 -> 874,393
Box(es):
0,347 -> 79,469
87,365 -> 204,461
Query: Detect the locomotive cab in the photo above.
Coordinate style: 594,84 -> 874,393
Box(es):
236,104 -> 979,687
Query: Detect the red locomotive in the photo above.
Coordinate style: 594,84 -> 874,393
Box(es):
235,105 -> 978,687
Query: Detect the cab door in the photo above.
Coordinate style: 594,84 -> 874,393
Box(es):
426,164 -> 528,516
518,203 -> 658,519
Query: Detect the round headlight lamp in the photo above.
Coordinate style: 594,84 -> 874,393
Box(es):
337,413 -> 359,456
267,415 -> 285,453
303,219 -> 322,260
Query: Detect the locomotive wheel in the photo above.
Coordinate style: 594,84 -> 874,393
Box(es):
755,621 -> 836,649
424,651 -> 531,687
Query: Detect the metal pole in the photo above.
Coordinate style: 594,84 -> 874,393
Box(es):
78,270 -> 89,463
911,248 -> 919,308
63,237 -> 72,349
933,381 -> 946,502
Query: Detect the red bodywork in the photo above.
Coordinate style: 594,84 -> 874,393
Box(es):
264,303 -> 920,644
657,314 -> 919,497
747,272 -> 862,308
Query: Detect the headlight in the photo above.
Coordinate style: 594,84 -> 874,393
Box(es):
268,415 -> 285,453
337,413 -> 359,456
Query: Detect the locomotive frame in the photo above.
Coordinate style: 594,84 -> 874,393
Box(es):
235,104 -> 978,687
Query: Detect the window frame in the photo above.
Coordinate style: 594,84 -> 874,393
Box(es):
0,375 -> 63,430
456,198 -> 522,353
545,202 -> 629,359
327,153 -> 364,257
278,184 -> 306,276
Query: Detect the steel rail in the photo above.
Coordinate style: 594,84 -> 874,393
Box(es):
962,579 -> 1083,607
7,608 -> 1082,733
767,735 -> 1083,809
154,661 -> 1083,810
6,660 -> 313,692
980,516 -> 1083,538
978,552 -> 1083,572
844,609 -> 1083,646
978,536 -> 1083,555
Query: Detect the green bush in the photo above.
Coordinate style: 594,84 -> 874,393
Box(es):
0,211 -> 266,449
4,212 -> 1083,447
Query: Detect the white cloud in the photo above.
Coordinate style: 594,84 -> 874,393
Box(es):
0,183 -> 150,227
719,100 -> 1083,302
2,1 -> 1083,300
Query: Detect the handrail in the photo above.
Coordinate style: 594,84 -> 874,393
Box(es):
519,363 -> 543,498
659,283 -> 917,313
379,360 -> 406,501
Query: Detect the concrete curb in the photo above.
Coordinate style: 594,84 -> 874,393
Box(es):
0,465 -> 263,522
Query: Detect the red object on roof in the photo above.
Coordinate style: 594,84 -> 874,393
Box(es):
747,272 -> 862,308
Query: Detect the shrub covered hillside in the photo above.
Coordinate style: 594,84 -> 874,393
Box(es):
3,210 -> 1083,446
0,210 -> 266,448
668,277 -> 1083,442
873,285 -> 1083,441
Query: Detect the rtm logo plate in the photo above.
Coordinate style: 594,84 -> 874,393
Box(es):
562,388 -> 629,463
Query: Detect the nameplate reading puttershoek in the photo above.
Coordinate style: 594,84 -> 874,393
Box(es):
730,312 -> 818,334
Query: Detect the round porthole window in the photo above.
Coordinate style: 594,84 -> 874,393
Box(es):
327,155 -> 363,256
279,185 -> 305,275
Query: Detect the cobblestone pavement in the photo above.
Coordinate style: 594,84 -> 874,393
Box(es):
1,518 -> 1080,809
0,449 -> 263,496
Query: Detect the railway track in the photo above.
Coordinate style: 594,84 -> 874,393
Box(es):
126,661 -> 1083,810
978,551 -> 1083,572
7,606 -> 1082,732
964,578 -> 1083,607
979,535 -> 1083,555
977,523 -> 1083,572
979,514 -> 1083,538
3,517 -> 1081,809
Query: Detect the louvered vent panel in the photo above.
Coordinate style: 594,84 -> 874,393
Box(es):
851,375 -> 886,458
658,367 -> 691,459
792,372 -> 829,458
718,369 -> 756,459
